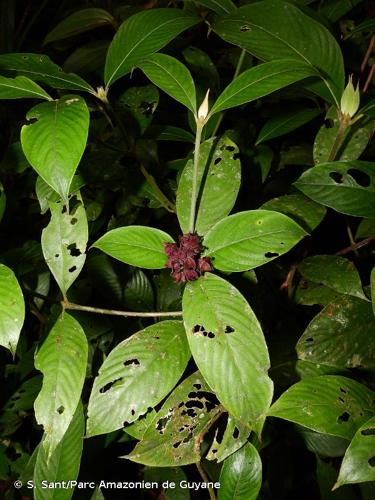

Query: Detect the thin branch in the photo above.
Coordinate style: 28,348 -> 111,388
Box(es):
189,124 -> 203,233
196,462 -> 216,500
360,35 -> 375,75
336,236 -> 375,256
63,301 -> 183,318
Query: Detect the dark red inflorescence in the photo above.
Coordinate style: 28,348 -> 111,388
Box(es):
164,233 -> 212,283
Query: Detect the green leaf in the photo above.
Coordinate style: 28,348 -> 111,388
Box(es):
0,75 -> 51,100
0,53 -> 95,94
90,488 -> 105,500
0,264 -> 25,356
137,53 -> 196,115
316,457 -> 357,500
372,268 -> 375,317
268,375 -> 375,440
183,0 -> 236,14
124,409 -> 157,440
92,226 -> 174,269
44,8 -> 116,44
298,255 -> 365,299
335,416 -> 375,488
183,273 -> 273,427
36,175 -> 85,215
87,321 -> 190,437
143,467 -> 189,500
210,59 -> 315,115
356,218 -> 375,239
203,210 -> 306,272
21,95 -> 90,201
256,107 -> 321,144
218,443 -> 262,500
126,372 -> 223,466
261,194 -> 326,233
34,402 -> 84,500
41,194 -> 88,297
0,183 -> 5,222
212,1 -> 344,104
344,17 -> 375,39
123,269 -> 154,312
116,84 -> 159,135
182,46 -> 220,92
104,9 -> 200,87
319,0 -> 364,22
297,296 -> 375,370
176,136 -> 241,235
34,313 -> 88,456
360,99 -> 375,119
294,161 -> 375,218
207,416 -> 249,462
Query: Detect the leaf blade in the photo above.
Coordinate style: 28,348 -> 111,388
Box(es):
0,75 -> 51,100
0,264 -> 25,356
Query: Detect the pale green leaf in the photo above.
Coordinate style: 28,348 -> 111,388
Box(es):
0,264 -> 25,356
0,75 -> 51,100
90,488 -> 105,500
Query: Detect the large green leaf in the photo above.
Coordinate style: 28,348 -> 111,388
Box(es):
268,376 -> 375,439
92,226 -> 174,269
104,9 -> 200,87
218,443 -> 262,500
210,59 -> 315,115
203,210 -> 306,272
34,313 -> 88,457
137,53 -> 196,115
0,53 -> 95,94
335,416 -> 375,488
176,136 -> 241,235
297,296 -> 375,370
41,194 -> 88,297
0,264 -> 25,356
34,402 -> 84,500
126,372 -> 223,466
21,95 -> 89,201
44,8 -> 116,44
183,273 -> 273,428
0,75 -> 51,100
212,0 -> 344,104
294,161 -> 375,218
87,321 -> 190,437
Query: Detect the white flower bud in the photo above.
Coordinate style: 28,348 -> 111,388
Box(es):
340,76 -> 360,119
197,89 -> 210,124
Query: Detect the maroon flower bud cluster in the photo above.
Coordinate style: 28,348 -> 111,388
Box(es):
164,233 -> 212,283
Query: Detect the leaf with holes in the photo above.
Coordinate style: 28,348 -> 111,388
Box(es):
104,9 -> 200,87
92,226 -> 174,269
0,264 -> 25,356
183,273 -> 273,429
34,313 -> 88,457
268,375 -> 375,440
41,194 -> 88,297
335,416 -> 375,488
126,372 -> 223,466
176,136 -> 241,235
87,321 -> 190,437
294,161 -> 375,218
137,54 -> 196,115
0,75 -> 51,100
21,95 -> 89,201
207,416 -> 249,463
203,210 -> 306,272
36,175 -> 85,215
0,53 -> 95,93
218,443 -> 262,500
34,402 -> 84,500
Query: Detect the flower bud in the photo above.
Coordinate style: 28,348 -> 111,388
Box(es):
197,89 -> 210,123
96,86 -> 108,104
340,76 -> 360,119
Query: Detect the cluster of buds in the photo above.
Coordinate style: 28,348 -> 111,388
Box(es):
164,233 -> 212,283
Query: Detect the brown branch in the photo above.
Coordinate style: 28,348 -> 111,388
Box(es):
336,236 -> 375,256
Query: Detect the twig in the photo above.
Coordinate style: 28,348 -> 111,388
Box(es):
360,35 -> 375,75
196,462 -> 216,500
280,263 -> 298,299
363,63 -> 375,93
63,301 -> 183,318
336,236 -> 375,256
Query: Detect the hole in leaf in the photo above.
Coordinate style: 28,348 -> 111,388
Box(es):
324,118 -> 334,128
361,428 -> 375,436
233,153 -> 240,160
70,217 -> 78,225
368,456 -> 375,467
329,172 -> 344,184
193,324 -> 205,333
156,411 -> 173,434
181,408 -> 197,418
184,400 -> 204,410
305,337 -> 314,343
240,25 -> 251,32
224,325 -> 235,334
193,383 -> 202,390
232,427 -> 240,439
57,405 -> 64,414
225,145 -> 235,151
99,377 -> 123,393
265,252 -> 279,258
347,168 -> 371,187
67,243 -> 81,257
55,254 -> 59,258
124,358 -> 140,366
203,331 -> 215,339
130,409 -> 135,416
337,411 -> 350,424
338,397 -> 345,403
68,265 -> 77,273
340,387 -> 347,394
173,441 -> 182,448
214,157 -> 222,165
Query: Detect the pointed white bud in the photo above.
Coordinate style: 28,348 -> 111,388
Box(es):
340,76 -> 360,119
197,89 -> 210,124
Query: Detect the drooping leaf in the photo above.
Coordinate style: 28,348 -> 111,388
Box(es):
207,416 -> 249,462
87,321 -> 190,437
0,75 -> 51,100
183,0 -> 236,14
210,59 -> 315,115
0,264 -> 25,356
92,226 -> 174,269
34,402 -> 84,500
294,161 -> 375,218
44,8 -> 116,44
218,443 -> 262,500
126,372 -> 223,466
34,313 -> 88,456
137,53 -> 196,115
41,194 -> 88,297
212,1 -> 344,104
335,416 -> 375,488
104,9 -> 200,87
176,135 -> 241,235
268,375 -> 375,440
183,273 -> 273,428
203,210 -> 306,272
0,53 -> 95,94
21,95 -> 90,201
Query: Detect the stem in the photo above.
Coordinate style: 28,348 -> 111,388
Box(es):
63,301 -> 182,318
346,223 -> 359,257
336,236 -> 375,256
189,123 -> 203,233
327,118 -> 349,162
196,462 -> 216,500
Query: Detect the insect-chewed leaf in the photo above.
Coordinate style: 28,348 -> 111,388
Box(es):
268,375 -> 375,440
126,372 -> 223,466
34,313 -> 88,457
0,264 -> 25,356
183,273 -> 273,429
206,415 -> 249,462
87,321 -> 190,437
203,210 -> 306,272
0,75 -> 51,100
